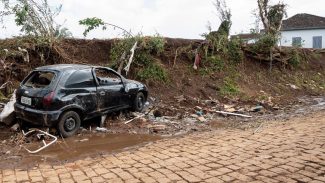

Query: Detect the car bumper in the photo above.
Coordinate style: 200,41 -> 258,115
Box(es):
14,103 -> 61,127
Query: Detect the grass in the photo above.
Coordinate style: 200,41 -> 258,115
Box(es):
219,77 -> 240,97
136,63 -> 168,82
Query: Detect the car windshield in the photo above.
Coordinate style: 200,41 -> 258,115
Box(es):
23,71 -> 56,88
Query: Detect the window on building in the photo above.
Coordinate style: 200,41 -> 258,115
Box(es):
292,37 -> 302,47
313,36 -> 322,49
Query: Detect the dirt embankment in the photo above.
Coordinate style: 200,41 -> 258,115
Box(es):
0,37 -> 325,168
0,37 -> 325,110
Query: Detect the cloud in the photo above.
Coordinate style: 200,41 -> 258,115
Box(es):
1,0 -> 325,39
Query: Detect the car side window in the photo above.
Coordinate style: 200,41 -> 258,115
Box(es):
95,68 -> 122,86
65,69 -> 95,88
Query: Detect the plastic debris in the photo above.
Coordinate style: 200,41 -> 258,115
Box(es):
21,129 -> 58,154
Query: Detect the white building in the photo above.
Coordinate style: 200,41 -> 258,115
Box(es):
280,14 -> 325,48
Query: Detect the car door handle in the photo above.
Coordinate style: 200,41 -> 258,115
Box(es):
100,91 -> 105,96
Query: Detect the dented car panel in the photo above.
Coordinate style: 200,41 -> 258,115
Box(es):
14,64 -> 148,128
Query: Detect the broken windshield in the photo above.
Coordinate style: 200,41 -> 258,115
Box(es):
23,71 -> 56,88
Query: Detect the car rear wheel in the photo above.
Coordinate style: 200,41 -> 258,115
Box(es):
132,92 -> 145,112
58,111 -> 81,138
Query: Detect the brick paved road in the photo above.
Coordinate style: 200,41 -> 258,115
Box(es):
1,112 -> 325,183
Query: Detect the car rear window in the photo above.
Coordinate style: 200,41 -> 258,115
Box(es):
23,71 -> 56,88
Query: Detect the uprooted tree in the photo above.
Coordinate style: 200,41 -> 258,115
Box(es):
79,17 -> 167,82
244,0 -> 287,70
0,0 -> 71,42
203,0 -> 232,55
79,17 -> 137,75
0,0 -> 73,101
197,0 -> 243,71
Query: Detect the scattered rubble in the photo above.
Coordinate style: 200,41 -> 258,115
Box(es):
95,127 -> 109,133
250,105 -> 264,112
10,123 -> 20,132
0,91 -> 16,125
21,129 -> 57,154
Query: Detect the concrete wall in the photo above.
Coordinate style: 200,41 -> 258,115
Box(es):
280,29 -> 325,48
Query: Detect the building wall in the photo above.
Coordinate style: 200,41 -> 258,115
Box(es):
280,29 -> 325,48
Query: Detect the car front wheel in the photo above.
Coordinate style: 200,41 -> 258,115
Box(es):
58,111 -> 81,138
132,92 -> 145,112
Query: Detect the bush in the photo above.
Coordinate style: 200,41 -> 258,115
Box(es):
207,55 -> 224,71
220,77 -> 240,96
140,34 -> 165,55
227,38 -> 244,64
109,34 -> 168,82
252,34 -> 277,54
137,63 -> 168,82
288,48 -> 302,67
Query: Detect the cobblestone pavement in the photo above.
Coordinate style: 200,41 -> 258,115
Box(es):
1,112 -> 325,183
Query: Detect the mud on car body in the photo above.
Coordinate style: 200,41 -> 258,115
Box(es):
14,64 -> 148,137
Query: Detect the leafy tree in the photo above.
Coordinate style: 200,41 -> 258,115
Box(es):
0,0 -> 71,41
214,0 -> 232,36
256,0 -> 286,71
79,17 -> 106,37
79,17 -> 132,37
257,0 -> 286,37
202,0 -> 232,56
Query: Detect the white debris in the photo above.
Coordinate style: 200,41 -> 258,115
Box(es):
95,127 -> 109,132
0,90 -> 16,125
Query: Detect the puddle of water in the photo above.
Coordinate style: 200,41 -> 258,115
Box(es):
2,133 -> 160,169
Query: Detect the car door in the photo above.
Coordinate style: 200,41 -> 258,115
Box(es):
63,69 -> 97,117
94,68 -> 126,112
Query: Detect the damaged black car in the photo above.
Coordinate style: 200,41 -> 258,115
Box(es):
14,64 -> 148,137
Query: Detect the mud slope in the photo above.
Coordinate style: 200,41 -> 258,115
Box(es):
0,37 -> 325,109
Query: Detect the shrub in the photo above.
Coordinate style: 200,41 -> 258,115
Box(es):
140,34 -> 165,55
109,34 -> 168,82
207,55 -> 225,71
252,34 -> 277,54
227,38 -> 244,64
220,77 -> 240,96
288,48 -> 302,68
137,63 -> 168,82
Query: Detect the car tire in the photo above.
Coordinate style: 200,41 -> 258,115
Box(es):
58,111 -> 81,138
132,92 -> 145,112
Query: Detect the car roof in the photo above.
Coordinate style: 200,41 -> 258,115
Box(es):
36,64 -> 93,72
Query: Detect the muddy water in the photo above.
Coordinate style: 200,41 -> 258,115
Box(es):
2,133 -> 160,169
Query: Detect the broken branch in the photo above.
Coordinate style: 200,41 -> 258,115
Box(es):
124,41 -> 138,76
214,111 -> 252,118
124,114 -> 145,124
117,52 -> 126,74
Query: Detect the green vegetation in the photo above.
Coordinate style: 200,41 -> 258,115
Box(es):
79,17 -> 106,37
0,0 -> 71,42
137,63 -> 168,82
251,34 -> 278,54
219,77 -> 240,97
109,34 -> 168,83
288,48 -> 302,68
207,55 -> 224,71
227,38 -> 244,64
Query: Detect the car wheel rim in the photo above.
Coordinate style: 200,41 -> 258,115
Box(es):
137,96 -> 144,109
64,117 -> 76,131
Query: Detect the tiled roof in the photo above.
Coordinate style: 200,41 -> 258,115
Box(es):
282,13 -> 325,31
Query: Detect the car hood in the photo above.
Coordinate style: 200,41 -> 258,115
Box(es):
125,79 -> 146,89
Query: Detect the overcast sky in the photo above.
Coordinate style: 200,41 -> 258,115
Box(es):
1,0 -> 325,39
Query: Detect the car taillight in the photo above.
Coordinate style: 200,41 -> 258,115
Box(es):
43,91 -> 55,107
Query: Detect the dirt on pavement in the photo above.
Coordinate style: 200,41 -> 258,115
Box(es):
0,95 -> 324,169
0,107 -> 324,182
